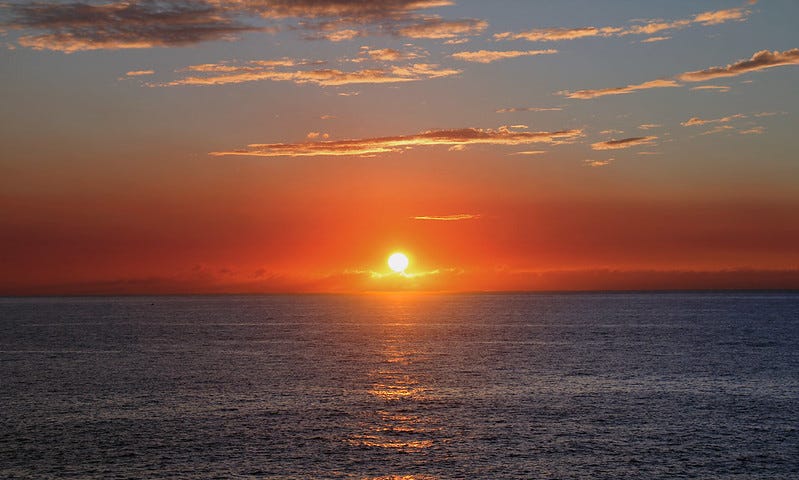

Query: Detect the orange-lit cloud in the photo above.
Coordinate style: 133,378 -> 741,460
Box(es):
495,26 -> 622,42
125,69 -> 155,76
641,36 -> 671,43
739,126 -> 765,135
679,49 -> 799,82
690,85 -> 731,92
560,79 -> 680,99
356,46 -> 426,62
230,0 -> 454,20
211,126 -> 584,157
156,61 -> 460,86
563,49 -> 799,100
396,17 -> 487,39
591,136 -> 657,150
7,1 -> 265,52
509,150 -> 546,156
494,5 -> 752,43
699,125 -> 735,136
584,158 -> 614,167
411,214 -> 481,221
638,124 -> 661,130
451,48 -> 557,63
680,114 -> 745,126
496,106 -> 562,113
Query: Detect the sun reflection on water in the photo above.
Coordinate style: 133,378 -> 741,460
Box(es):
347,309 -> 442,455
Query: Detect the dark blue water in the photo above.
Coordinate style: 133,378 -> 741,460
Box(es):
1,293 -> 797,479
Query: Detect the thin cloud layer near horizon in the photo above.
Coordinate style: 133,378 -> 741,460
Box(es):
1,0 -> 798,294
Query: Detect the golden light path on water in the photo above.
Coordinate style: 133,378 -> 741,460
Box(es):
347,296 -> 440,456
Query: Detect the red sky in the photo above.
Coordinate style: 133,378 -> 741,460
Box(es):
1,0 -> 798,293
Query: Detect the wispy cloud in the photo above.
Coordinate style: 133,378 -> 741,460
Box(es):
495,26 -> 621,42
210,126 -> 584,158
638,124 -> 661,130
509,150 -> 546,156
125,70 -> 155,76
496,106 -> 562,113
395,18 -> 487,39
679,49 -> 799,82
584,158 -> 614,167
699,125 -> 735,136
640,36 -> 671,43
494,5 -> 752,43
690,85 -> 731,92
739,126 -> 765,135
6,1 -> 266,53
563,49 -> 799,100
154,60 -> 460,87
681,114 -> 745,127
591,136 -> 657,150
451,48 -> 556,63
560,79 -> 680,99
356,46 -> 426,62
411,214 -> 481,221
4,0 -> 468,51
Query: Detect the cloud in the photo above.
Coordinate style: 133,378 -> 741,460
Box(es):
236,0 -> 454,20
6,1 -> 265,52
4,0 -> 470,51
357,46 -> 426,62
411,214 -> 481,221
125,70 -> 155,76
690,85 -> 731,92
640,36 -> 671,43
699,125 -> 735,136
591,136 -> 657,150
584,158 -> 614,167
395,17 -> 487,39
496,106 -> 562,113
560,79 -> 680,99
210,126 -> 584,158
638,124 -> 661,130
679,49 -> 799,82
494,5 -> 752,43
155,61 -> 460,86
451,48 -> 556,63
509,150 -> 546,156
495,26 -> 619,42
320,28 -> 362,41
739,126 -> 765,135
680,114 -> 745,126
692,6 -> 751,25
564,48 -> 798,100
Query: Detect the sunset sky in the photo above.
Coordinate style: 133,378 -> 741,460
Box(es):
1,0 -> 798,294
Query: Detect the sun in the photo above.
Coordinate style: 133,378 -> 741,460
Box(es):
387,252 -> 409,273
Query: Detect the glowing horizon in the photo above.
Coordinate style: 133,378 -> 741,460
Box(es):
1,0 -> 798,294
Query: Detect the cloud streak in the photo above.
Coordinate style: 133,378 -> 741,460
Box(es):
681,114 -> 745,127
451,48 -> 556,63
679,49 -> 799,82
6,1 -> 265,52
560,79 -> 680,99
411,214 -> 481,221
563,49 -> 799,100
155,60 -> 461,86
591,136 -> 657,150
210,126 -> 584,158
496,107 -> 562,113
494,5 -> 752,43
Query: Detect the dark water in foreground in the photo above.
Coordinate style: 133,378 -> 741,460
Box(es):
1,293 -> 797,479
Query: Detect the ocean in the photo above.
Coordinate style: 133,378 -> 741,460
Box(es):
1,293 -> 797,479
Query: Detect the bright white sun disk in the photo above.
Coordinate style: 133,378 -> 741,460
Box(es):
388,253 -> 409,273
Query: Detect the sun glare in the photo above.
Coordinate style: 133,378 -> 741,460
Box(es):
388,252 -> 409,273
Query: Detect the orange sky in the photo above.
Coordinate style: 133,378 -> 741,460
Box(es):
1,0 -> 798,294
